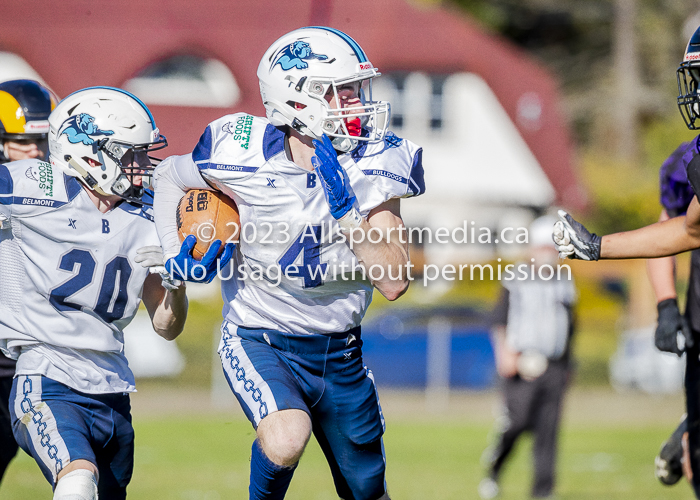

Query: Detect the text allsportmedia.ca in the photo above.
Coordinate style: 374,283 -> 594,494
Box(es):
198,220 -> 533,249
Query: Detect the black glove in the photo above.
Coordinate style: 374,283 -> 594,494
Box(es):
552,210 -> 602,261
656,298 -> 694,356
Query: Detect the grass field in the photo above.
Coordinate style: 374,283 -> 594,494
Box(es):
0,388 -> 696,500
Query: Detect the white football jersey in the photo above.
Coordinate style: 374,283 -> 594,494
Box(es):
165,113 -> 424,335
0,159 -> 159,393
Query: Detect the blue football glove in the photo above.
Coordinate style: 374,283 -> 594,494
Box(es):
312,134 -> 357,220
166,235 -> 235,284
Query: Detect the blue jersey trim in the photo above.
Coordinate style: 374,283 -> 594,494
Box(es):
362,169 -> 407,185
263,124 -> 285,161
142,188 -> 155,206
408,148 -> 425,196
62,87 -> 157,130
0,196 -> 67,208
197,163 -> 259,173
192,125 -> 213,164
351,131 -> 403,163
64,174 -> 83,201
351,143 -> 367,162
350,128 -> 372,162
0,164 -> 12,195
118,200 -> 154,221
305,27 -> 368,62
384,132 -> 404,148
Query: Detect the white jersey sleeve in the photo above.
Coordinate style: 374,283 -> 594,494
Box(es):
343,131 -> 425,215
152,154 -> 210,258
152,116 -> 255,257
191,113 -> 269,194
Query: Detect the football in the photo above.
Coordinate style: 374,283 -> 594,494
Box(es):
516,351 -> 549,381
176,189 -> 240,259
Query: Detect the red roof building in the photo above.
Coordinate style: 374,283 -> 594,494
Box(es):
0,0 -> 585,263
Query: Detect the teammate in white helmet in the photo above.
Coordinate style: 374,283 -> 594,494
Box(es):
153,27 -> 425,500
0,87 -> 192,500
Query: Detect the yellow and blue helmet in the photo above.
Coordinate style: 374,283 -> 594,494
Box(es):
0,79 -> 56,141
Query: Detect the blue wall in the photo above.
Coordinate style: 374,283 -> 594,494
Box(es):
361,313 -> 496,389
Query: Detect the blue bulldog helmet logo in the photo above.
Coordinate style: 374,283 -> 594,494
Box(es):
59,113 -> 114,145
273,41 -> 328,71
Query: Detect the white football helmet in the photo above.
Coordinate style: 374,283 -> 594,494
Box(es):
257,26 -> 390,152
678,25 -> 700,129
48,87 -> 167,204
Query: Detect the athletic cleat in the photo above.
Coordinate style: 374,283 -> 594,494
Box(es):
655,416 -> 687,486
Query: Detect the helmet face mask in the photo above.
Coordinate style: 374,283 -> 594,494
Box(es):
677,26 -> 700,129
321,78 -> 390,152
257,27 -> 391,152
93,137 -> 167,201
49,87 -> 167,205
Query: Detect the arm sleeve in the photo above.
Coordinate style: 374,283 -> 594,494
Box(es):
153,154 -> 210,259
659,141 -> 694,216
362,145 -> 425,203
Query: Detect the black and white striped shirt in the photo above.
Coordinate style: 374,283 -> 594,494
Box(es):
492,275 -> 576,360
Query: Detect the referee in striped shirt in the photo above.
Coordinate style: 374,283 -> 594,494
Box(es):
479,215 -> 577,500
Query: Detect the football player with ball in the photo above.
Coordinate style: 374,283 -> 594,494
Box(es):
153,26 -> 424,500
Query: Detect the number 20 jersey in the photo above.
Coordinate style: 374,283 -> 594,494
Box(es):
0,159 -> 159,393
177,113 -> 425,335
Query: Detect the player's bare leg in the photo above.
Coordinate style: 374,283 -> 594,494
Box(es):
57,459 -> 99,482
248,409 -> 311,499
257,409 -> 312,466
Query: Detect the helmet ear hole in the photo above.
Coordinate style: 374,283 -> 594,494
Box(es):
82,157 -> 102,168
286,101 -> 306,111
